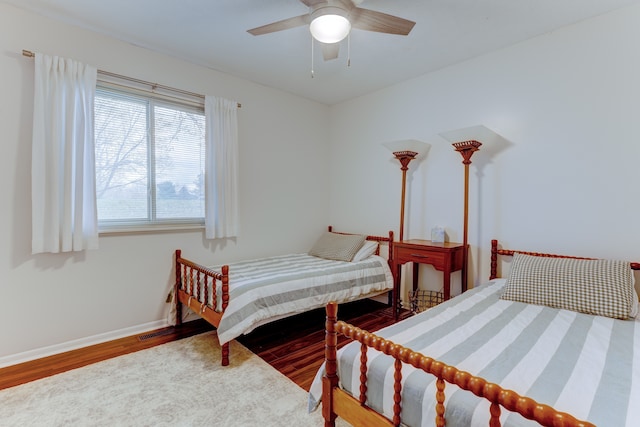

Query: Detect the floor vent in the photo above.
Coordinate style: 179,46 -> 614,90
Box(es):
138,328 -> 174,341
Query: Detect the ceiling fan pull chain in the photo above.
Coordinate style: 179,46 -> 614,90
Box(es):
311,37 -> 315,78
347,33 -> 351,67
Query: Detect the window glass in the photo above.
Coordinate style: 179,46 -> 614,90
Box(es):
154,104 -> 205,220
95,87 -> 205,231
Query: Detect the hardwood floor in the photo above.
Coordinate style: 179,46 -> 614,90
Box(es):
0,299 -> 409,392
238,298 -> 409,391
0,320 -> 214,391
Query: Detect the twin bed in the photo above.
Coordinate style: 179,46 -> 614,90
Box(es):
312,240 -> 640,426
174,226 -> 395,365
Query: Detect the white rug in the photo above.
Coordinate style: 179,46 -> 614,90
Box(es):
0,332 -> 346,426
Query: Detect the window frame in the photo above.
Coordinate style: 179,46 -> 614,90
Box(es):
95,82 -> 206,234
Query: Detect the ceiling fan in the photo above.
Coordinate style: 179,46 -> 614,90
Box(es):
247,0 -> 416,61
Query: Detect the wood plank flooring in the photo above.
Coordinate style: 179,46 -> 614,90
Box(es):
0,299 -> 408,392
238,299 -> 409,391
0,320 -> 214,391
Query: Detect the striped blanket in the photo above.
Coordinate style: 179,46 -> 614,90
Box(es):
213,253 -> 393,345
309,279 -> 640,426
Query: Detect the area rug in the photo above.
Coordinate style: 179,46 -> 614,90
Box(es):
0,332 -> 346,426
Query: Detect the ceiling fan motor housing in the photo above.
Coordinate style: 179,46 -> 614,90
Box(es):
309,5 -> 351,43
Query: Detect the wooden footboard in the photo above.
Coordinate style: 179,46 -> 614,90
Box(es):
174,249 -> 230,365
322,301 -> 595,427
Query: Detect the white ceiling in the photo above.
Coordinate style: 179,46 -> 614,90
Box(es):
5,0 -> 640,104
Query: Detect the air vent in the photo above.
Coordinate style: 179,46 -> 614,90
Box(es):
138,328 -> 174,341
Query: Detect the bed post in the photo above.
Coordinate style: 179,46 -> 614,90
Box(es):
175,249 -> 183,327
387,230 -> 395,266
388,230 -> 395,308
221,264 -> 230,366
490,240 -> 498,280
322,302 -> 339,427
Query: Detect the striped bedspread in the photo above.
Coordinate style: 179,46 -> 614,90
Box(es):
212,253 -> 393,345
309,279 -> 640,426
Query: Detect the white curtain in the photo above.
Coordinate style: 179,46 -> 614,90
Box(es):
204,96 -> 239,239
32,53 -> 98,254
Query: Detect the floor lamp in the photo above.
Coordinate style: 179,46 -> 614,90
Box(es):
452,140 -> 481,292
383,140 -> 430,242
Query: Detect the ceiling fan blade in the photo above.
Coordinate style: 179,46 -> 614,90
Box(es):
321,43 -> 340,61
247,14 -> 310,36
350,7 -> 415,35
300,0 -> 328,6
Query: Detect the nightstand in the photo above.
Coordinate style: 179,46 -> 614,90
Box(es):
392,240 -> 466,318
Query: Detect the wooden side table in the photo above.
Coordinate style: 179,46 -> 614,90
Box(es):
392,240 -> 466,318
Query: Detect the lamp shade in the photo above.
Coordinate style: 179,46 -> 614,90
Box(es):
383,139 -> 430,243
438,125 -> 500,146
309,7 -> 351,43
383,139 -> 431,158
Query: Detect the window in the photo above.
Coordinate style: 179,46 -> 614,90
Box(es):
94,86 -> 206,231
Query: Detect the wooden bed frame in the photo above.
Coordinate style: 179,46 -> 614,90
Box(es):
174,226 -> 395,366
489,239 -> 640,280
322,239 -> 640,427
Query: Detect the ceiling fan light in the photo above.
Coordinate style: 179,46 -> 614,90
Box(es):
310,14 -> 351,43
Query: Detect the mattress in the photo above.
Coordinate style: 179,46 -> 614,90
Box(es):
309,279 -> 640,426
212,253 -> 393,345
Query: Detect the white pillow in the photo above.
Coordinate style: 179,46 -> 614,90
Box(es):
352,240 -> 379,262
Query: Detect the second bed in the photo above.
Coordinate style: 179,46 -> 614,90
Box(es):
174,227 -> 395,365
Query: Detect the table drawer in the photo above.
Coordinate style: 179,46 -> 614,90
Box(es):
395,247 -> 447,268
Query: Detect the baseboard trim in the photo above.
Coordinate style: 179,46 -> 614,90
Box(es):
0,320 -> 168,369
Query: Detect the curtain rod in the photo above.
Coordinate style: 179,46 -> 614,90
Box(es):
22,50 -> 241,108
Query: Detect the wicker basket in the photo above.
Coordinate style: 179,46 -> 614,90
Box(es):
409,290 -> 444,314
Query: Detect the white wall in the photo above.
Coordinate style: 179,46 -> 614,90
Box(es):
4,2 -> 640,365
0,3 -> 331,364
328,5 -> 640,302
